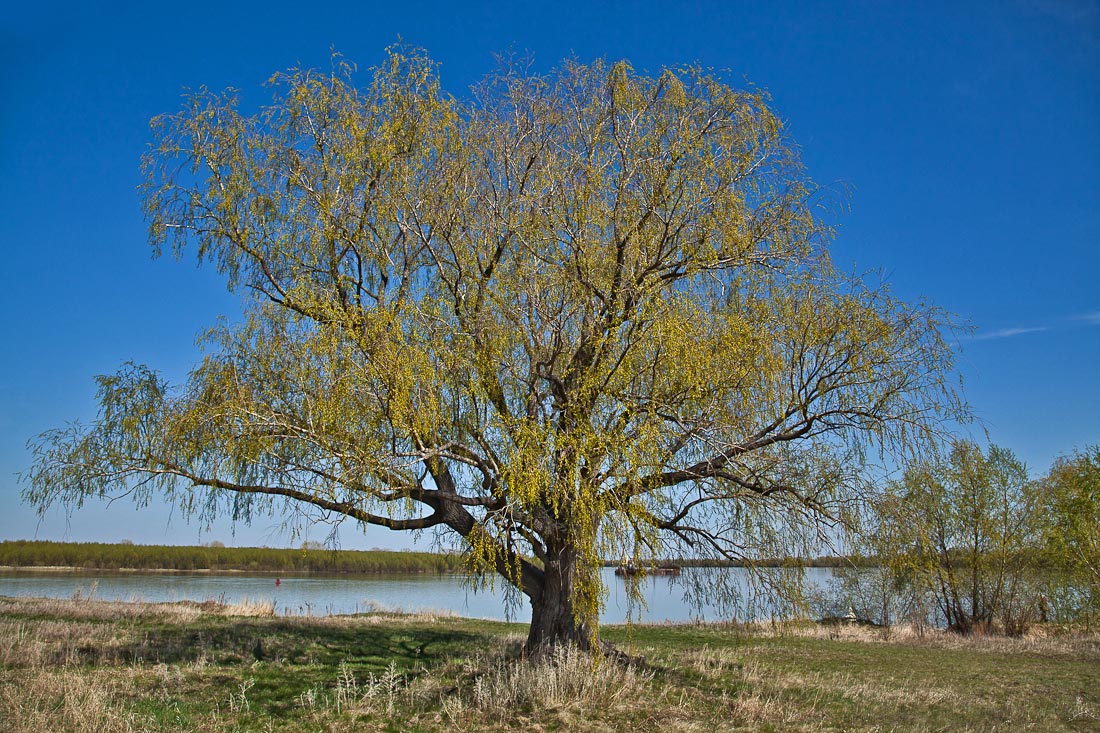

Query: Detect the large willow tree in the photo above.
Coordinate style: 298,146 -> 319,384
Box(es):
25,49 -> 961,655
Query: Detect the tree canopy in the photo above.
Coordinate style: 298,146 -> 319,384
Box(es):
1038,445 -> 1100,620
883,441 -> 1038,634
24,48 -> 963,655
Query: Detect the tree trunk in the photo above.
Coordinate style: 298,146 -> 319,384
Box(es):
524,543 -> 595,657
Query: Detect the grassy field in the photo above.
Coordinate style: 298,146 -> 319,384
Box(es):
1,596 -> 1097,732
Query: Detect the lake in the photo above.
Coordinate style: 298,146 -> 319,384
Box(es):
0,567 -> 837,623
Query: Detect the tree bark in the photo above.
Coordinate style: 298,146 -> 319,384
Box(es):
524,543 -> 595,657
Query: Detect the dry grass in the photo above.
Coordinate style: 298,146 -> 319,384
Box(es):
358,599 -> 458,619
658,621 -> 1100,731
222,598 -> 276,617
764,618 -> 1100,657
466,645 -> 655,712
1,595 -> 1097,732
0,595 -> 208,622
414,643 -> 693,733
284,639 -> 670,732
0,618 -> 122,668
0,668 -> 154,733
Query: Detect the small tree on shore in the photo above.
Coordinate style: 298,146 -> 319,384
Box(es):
887,441 -> 1039,634
24,48 -> 962,656
1037,445 -> 1100,627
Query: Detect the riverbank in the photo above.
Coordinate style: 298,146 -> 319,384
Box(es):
0,566 -> 454,578
1,595 -> 1096,732
2,541 -> 867,577
0,540 -> 466,575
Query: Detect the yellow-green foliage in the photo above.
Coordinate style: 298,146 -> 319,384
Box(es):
24,46 -> 964,650
1041,447 -> 1100,583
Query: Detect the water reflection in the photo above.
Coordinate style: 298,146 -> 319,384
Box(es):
0,567 -> 836,623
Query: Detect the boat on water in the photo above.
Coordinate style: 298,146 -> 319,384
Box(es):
614,564 -> 681,577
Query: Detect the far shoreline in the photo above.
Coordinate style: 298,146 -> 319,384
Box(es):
0,565 -> 462,578
0,540 -> 864,576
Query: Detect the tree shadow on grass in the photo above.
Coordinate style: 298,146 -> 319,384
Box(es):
91,616 -> 488,670
59,616 -> 499,717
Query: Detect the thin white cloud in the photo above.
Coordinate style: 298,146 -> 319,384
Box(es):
972,326 -> 1049,341
971,311 -> 1100,341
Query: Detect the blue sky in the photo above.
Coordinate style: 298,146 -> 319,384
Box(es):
2,0 -> 1097,549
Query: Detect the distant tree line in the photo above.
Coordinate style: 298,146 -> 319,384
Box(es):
602,556 -> 874,569
0,541 -> 466,575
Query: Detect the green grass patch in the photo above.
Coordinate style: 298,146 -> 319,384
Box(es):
1,596 -> 1097,732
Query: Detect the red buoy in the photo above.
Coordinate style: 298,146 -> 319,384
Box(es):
275,578 -> 281,586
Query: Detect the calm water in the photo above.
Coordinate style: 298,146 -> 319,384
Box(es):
0,567 -> 837,623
